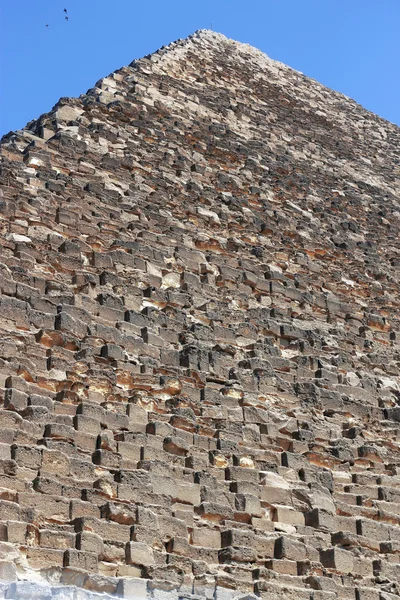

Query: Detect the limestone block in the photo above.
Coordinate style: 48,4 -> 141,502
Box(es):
218,545 -> 257,563
253,534 -> 276,557
281,451 -> 307,470
226,466 -> 259,483
353,556 -> 373,578
0,501 -> 20,521
20,492 -> 70,522
235,493 -> 262,516
118,482 -> 152,502
126,541 -> 155,567
26,546 -> 65,568
158,515 -> 187,539
64,549 -> 98,572
4,389 -> 29,411
166,535 -> 190,556
186,452 -> 209,470
265,558 -> 298,575
356,518 -> 389,541
372,558 -> 400,580
41,448 -> 70,475
0,458 -> 16,477
76,531 -> 104,555
196,502 -> 234,522
136,506 -> 159,529
305,508 -> 336,531
92,449 -> 121,469
83,574 -> 119,595
11,444 -> 42,469
70,499 -> 101,520
5,581 -> 53,599
275,536 -> 307,561
116,577 -> 148,599
320,548 -> 354,573
191,527 -> 221,549
177,483 -> 201,505
254,581 -> 311,599
355,588 -> 380,600
273,505 -> 305,526
6,521 -> 27,544
55,312 -> 88,337
44,423 -> 75,442
68,457 -> 96,481
101,343 -> 125,360
230,480 -> 260,496
163,435 -> 189,456
74,516 -> 131,544
101,501 -> 137,525
0,561 -> 16,582
40,528 -> 75,550
73,414 -> 102,434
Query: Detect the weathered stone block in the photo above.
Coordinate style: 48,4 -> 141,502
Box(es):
275,535 -> 307,561
6,521 -> 27,544
26,546 -> 65,569
320,548 -> 354,573
126,541 -> 155,567
191,527 -> 221,548
5,581 -> 52,599
218,545 -> 257,563
116,577 -> 148,599
273,505 -> 305,526
12,444 -> 42,469
235,493 -> 262,515
55,312 -> 88,337
166,536 -> 190,556
0,561 -> 16,582
0,501 -> 20,521
266,558 -> 298,575
64,549 -> 98,572
101,501 -> 136,525
76,531 -> 104,555
19,493 -> 70,522
40,528 -> 75,550
4,389 -> 29,411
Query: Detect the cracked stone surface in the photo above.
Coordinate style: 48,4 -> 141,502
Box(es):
0,29 -> 400,600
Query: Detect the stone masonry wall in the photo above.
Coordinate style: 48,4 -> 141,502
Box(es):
0,29 -> 400,600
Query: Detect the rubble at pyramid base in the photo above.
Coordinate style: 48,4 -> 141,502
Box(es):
0,29 -> 400,600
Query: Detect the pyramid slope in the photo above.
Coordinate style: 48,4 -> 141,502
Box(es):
0,30 -> 400,599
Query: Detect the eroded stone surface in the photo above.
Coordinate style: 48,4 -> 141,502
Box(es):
0,28 -> 400,600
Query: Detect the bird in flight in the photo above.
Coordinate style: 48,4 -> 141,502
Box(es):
65,15 -> 69,21
63,8 -> 67,13
45,23 -> 49,28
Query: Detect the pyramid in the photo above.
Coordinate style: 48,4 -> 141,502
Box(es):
0,29 -> 400,599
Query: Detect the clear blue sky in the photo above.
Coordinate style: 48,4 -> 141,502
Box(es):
1,0 -> 399,136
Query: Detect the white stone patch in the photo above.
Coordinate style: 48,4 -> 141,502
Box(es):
47,369 -> 67,381
161,272 -> 181,289
196,206 -> 220,224
378,377 -> 400,392
341,277 -> 356,286
261,471 -> 291,489
25,156 -> 45,169
6,233 -> 32,243
345,372 -> 362,387
28,226 -> 62,242
55,105 -> 84,122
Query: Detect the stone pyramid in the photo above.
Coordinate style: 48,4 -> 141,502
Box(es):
0,29 -> 400,600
